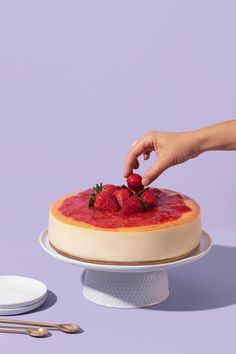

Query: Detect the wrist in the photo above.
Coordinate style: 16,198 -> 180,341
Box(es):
183,130 -> 206,158
189,127 -> 215,155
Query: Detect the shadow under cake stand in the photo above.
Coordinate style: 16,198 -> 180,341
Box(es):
39,229 -> 212,309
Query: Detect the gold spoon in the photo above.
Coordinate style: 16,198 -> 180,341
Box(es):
0,326 -> 48,337
0,319 -> 80,333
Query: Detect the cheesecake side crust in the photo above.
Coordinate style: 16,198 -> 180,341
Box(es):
48,214 -> 201,262
49,240 -> 200,265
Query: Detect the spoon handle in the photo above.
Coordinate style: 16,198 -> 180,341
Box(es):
0,326 -> 27,335
0,319 -> 57,329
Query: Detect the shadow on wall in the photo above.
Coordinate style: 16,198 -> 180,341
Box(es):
148,245 -> 236,311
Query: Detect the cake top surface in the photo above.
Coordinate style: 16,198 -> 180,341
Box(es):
50,187 -> 200,231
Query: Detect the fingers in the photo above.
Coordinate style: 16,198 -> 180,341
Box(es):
124,139 -> 148,177
132,140 -> 150,163
142,159 -> 167,186
131,140 -> 138,148
143,152 -> 150,160
131,140 -> 140,169
134,159 -> 139,169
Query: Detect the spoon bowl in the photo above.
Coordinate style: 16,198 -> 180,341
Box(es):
27,328 -> 49,337
58,323 -> 81,333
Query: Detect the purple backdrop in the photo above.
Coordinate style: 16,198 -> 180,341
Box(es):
0,1 -> 235,353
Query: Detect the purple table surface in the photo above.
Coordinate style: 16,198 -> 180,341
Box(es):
0,1 -> 236,352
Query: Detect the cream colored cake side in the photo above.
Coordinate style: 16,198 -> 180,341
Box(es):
48,212 -> 201,263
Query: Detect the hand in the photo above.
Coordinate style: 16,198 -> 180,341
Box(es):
124,130 -> 200,186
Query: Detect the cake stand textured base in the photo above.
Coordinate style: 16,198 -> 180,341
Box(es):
83,270 -> 169,308
39,229 -> 212,309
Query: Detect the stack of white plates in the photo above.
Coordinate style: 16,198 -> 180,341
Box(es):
0,276 -> 48,315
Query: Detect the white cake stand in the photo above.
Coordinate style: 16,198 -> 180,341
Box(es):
39,229 -> 212,309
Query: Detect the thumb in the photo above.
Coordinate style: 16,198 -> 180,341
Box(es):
142,158 -> 168,186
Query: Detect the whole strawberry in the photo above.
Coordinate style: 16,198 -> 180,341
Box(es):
89,183 -> 119,212
113,186 -> 132,207
141,189 -> 158,208
94,191 -> 119,212
127,173 -> 143,192
103,184 -> 117,194
121,195 -> 144,216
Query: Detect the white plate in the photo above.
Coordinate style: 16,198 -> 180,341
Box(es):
39,228 -> 212,273
0,276 -> 47,309
0,294 -> 47,315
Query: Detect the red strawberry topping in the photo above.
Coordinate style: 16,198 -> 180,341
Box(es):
127,173 -> 143,192
166,193 -> 183,202
171,204 -> 192,212
103,184 -> 117,194
87,179 -> 191,219
94,191 -> 119,212
141,189 -> 158,208
121,195 -> 144,216
113,187 -> 132,207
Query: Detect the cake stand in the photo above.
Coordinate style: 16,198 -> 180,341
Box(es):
39,229 -> 212,309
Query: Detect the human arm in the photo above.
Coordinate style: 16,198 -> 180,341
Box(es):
124,119 -> 236,186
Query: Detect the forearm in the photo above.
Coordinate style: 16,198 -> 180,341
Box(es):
193,119 -> 236,153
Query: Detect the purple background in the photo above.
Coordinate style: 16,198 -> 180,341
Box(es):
0,1 -> 236,352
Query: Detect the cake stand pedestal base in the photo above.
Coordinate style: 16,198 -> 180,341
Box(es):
83,269 -> 169,308
39,229 -> 212,309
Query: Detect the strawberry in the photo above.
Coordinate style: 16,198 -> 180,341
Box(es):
89,183 -> 103,207
121,195 -> 144,216
94,190 -> 119,212
89,183 -> 119,212
141,189 -> 158,208
113,187 -> 132,207
127,173 -> 143,192
103,184 -> 117,194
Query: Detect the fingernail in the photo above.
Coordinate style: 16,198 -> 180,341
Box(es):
142,177 -> 150,186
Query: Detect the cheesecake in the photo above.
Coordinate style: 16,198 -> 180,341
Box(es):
48,186 -> 201,265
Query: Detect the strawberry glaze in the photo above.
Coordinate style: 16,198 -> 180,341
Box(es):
58,188 -> 192,229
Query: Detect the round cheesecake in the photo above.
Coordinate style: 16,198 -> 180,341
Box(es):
48,188 -> 201,265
